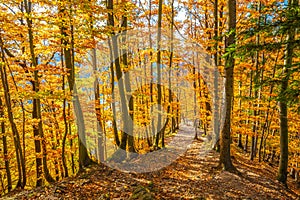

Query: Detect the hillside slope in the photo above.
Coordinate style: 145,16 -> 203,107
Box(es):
2,140 -> 300,200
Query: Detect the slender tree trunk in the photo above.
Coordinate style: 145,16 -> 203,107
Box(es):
176,65 -> 180,128
106,0 -> 120,147
277,0 -> 297,185
0,37 -> 25,189
193,64 -> 198,139
68,104 -> 75,174
219,0 -> 236,171
48,121 -> 59,181
203,81 -> 211,136
165,0 -> 175,144
0,97 -> 12,192
237,81 -> 243,148
107,0 -> 136,161
58,5 -> 92,169
147,0 -> 157,140
24,0 -> 55,184
93,49 -> 105,162
244,70 -> 253,153
61,53 -> 69,177
155,0 -> 163,148
259,46 -> 280,162
110,34 -> 129,160
250,92 -> 258,160
108,39 -> 120,147
25,1 -> 42,187
250,2 -> 262,161
213,0 -> 221,150
121,12 -> 136,155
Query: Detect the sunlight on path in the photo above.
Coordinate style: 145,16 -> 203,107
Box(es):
104,124 -> 196,173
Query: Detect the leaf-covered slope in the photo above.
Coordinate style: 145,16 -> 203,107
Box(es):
2,140 -> 300,200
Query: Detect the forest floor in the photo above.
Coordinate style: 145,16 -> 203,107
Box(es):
2,127 -> 300,200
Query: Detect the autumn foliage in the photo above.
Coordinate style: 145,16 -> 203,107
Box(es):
0,0 -> 299,195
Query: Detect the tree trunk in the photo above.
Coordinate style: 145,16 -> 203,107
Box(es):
193,64 -> 198,139
147,0 -> 157,141
155,0 -> 163,148
107,0 -> 136,161
121,13 -> 136,155
108,39 -> 120,147
58,5 -> 92,170
250,2 -> 262,161
61,56 -> 69,177
219,0 -> 236,171
92,48 -> 105,162
213,0 -> 221,150
68,104 -> 75,174
24,0 -> 55,184
237,81 -> 243,148
259,45 -> 280,162
166,0 -> 175,143
0,97 -> 12,192
277,0 -> 297,185
0,48 -> 25,188
106,0 -> 120,147
244,69 -> 253,153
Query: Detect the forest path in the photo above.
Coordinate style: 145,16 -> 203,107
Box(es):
3,126 -> 300,200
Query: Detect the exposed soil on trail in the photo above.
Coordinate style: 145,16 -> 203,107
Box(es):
3,138 -> 300,200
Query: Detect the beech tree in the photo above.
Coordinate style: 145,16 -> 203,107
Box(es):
219,0 -> 236,171
0,0 -> 299,193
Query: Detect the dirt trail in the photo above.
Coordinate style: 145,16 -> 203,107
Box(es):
3,134 -> 300,200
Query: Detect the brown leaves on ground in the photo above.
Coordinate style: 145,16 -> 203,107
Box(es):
3,140 -> 300,200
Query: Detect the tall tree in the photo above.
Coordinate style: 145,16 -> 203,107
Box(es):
107,0 -> 136,161
58,2 -> 93,170
213,0 -> 220,150
24,0 -> 55,185
0,36 -> 26,189
155,0 -> 163,148
219,0 -> 236,171
277,0 -> 298,185
121,9 -> 136,155
106,0 -> 120,147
